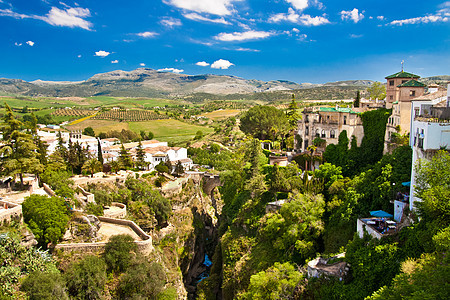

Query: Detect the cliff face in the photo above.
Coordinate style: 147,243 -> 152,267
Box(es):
155,179 -> 223,299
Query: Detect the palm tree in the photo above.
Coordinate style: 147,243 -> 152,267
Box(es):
82,158 -> 102,177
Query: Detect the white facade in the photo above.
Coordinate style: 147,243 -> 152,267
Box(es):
409,85 -> 450,211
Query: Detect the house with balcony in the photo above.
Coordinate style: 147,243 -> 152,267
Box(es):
409,84 -> 450,211
384,70 -> 426,153
296,106 -> 365,153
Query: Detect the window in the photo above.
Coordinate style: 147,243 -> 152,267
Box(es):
389,80 -> 394,86
304,140 -> 309,149
410,90 -> 416,97
330,129 -> 335,138
315,129 -> 320,138
305,126 -> 309,135
343,116 -> 347,125
390,95 -> 393,100
414,108 -> 420,117
305,115 -> 309,123
321,130 -> 326,138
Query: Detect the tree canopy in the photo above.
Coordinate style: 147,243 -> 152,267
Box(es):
240,105 -> 289,140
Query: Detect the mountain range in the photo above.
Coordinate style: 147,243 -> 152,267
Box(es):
0,68 -> 448,99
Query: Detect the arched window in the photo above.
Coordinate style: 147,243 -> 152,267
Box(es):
330,129 -> 336,138
321,130 -> 326,138
315,129 -> 320,137
343,116 -> 347,125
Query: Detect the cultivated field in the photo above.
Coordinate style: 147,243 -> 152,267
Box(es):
128,119 -> 213,143
200,109 -> 241,120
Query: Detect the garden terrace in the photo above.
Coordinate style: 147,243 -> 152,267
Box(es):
92,109 -> 169,122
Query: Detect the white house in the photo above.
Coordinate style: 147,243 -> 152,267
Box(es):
409,84 -> 450,211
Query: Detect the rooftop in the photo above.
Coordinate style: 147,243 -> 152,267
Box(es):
412,90 -> 447,101
319,107 -> 359,114
385,71 -> 420,79
397,79 -> 427,88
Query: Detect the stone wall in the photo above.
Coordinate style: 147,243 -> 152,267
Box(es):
42,183 -> 56,197
0,200 -> 22,224
103,202 -> 127,219
76,185 -> 95,203
202,173 -> 222,196
54,217 -> 153,255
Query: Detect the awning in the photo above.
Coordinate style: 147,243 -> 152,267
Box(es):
402,181 -> 411,187
370,210 -> 393,218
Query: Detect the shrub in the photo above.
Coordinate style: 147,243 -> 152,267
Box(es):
103,234 -> 137,273
21,271 -> 68,300
65,255 -> 107,299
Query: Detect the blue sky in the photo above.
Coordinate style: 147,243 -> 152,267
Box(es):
1,0 -> 449,83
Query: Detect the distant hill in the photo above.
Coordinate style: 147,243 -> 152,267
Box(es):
0,68 -> 446,100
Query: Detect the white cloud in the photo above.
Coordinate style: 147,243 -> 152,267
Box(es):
160,17 -> 182,28
163,0 -> 241,16
297,33 -> 307,41
211,59 -> 234,69
390,15 -> 448,25
14,42 -> 22,46
183,12 -> 230,24
77,54 -> 82,58
377,16 -> 385,20
286,0 -> 309,11
292,27 -> 300,33
26,40 -> 34,46
215,30 -> 273,41
95,50 -> 110,57
349,33 -> 363,38
140,63 -> 146,66
111,60 -> 119,63
40,6 -> 92,30
136,31 -> 158,38
269,8 -> 329,26
340,8 -> 364,23
0,5 -> 93,30
158,67 -> 184,73
235,47 -> 260,52
196,61 -> 210,66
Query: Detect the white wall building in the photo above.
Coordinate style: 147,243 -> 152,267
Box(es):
409,84 -> 450,211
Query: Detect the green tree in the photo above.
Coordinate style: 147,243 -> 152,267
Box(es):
241,262 -> 303,300
118,143 -> 133,169
354,90 -> 361,107
22,195 -> 69,246
286,94 -> 300,129
414,150 -> 450,225
260,192 -> 325,260
116,259 -> 166,299
82,127 -> 95,136
65,255 -> 107,300
0,104 -> 44,186
103,234 -> 137,273
155,161 -> 169,174
367,81 -> 386,100
135,140 -> 147,170
97,138 -> 104,165
174,160 -> 185,176
194,130 -> 204,140
21,272 -> 68,300
240,105 -> 289,140
82,158 -> 102,177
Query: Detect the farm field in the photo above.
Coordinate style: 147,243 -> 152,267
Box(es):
128,119 -> 214,144
66,119 -> 129,133
200,109 -> 241,120
66,118 -> 213,144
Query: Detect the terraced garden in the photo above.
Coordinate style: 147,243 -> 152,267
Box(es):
92,110 -> 169,122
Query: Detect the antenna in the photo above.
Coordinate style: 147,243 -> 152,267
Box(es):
401,60 -> 404,72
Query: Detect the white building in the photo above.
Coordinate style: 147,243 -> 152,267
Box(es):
409,84 -> 450,211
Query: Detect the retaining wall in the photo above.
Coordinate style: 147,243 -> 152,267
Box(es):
103,202 -> 127,219
42,183 -> 56,197
54,217 -> 153,255
0,200 -> 22,224
76,185 -> 95,203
